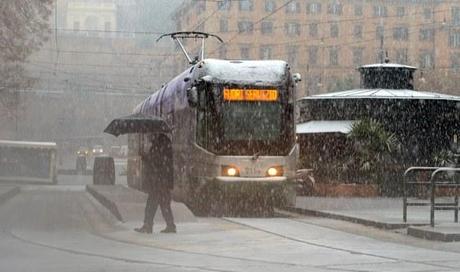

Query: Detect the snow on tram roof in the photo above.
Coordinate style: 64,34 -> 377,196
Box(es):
359,63 -> 417,70
299,89 -> 460,101
200,59 -> 288,84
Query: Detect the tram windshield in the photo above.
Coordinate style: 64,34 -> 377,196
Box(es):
196,85 -> 295,156
222,102 -> 282,141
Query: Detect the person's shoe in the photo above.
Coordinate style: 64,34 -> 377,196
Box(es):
134,224 -> 152,234
160,226 -> 176,233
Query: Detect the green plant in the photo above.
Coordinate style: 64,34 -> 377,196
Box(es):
432,149 -> 455,167
346,118 -> 399,185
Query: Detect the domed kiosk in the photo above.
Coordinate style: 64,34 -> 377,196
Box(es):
297,62 -> 460,190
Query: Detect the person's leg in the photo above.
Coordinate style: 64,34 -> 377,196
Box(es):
159,189 -> 176,232
144,192 -> 159,226
135,192 -> 159,233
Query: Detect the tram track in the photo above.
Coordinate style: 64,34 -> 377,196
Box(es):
2,190 -> 460,271
222,217 -> 460,271
2,192 -> 319,272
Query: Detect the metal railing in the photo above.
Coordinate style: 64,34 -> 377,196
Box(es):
403,167 -> 439,223
429,168 -> 460,227
403,166 -> 460,227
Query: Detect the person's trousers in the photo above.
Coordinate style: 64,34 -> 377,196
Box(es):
144,188 -> 175,228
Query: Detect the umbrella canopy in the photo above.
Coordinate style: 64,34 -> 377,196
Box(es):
104,113 -> 171,137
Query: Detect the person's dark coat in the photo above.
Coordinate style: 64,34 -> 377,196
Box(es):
142,134 -> 174,193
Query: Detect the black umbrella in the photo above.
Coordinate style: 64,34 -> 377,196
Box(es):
104,113 -> 171,137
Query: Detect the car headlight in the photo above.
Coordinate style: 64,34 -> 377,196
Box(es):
222,165 -> 240,177
266,166 -> 283,177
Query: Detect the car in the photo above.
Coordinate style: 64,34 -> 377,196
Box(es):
76,146 -> 89,157
91,145 -> 104,156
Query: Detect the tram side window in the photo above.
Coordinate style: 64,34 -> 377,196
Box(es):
196,88 -> 219,152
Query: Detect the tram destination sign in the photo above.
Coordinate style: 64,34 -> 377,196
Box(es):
223,88 -> 278,102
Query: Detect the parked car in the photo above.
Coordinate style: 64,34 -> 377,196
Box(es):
76,146 -> 89,157
91,145 -> 104,156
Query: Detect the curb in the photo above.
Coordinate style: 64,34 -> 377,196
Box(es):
0,186 -> 20,205
86,185 -> 124,222
407,226 -> 460,242
284,206 -> 427,230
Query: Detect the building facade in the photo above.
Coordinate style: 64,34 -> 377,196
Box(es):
172,0 -> 460,97
1,0 -> 177,147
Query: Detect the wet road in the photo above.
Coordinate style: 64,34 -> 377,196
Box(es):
1,184 -> 460,272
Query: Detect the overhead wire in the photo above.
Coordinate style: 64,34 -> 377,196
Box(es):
27,62 -> 154,92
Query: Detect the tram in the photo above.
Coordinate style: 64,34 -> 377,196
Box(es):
127,58 -> 299,215
0,140 -> 57,184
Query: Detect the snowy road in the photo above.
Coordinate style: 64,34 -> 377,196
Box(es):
1,184 -> 460,272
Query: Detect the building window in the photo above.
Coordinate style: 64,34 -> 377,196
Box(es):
353,25 -> 362,39
196,1 -> 206,14
375,50 -> 384,63
217,0 -> 231,11
307,73 -> 321,94
354,5 -> 363,16
306,2 -> 321,14
352,47 -> 364,66
309,23 -> 318,37
451,53 -> 460,70
374,5 -> 387,17
328,3 -> 342,15
329,47 -> 339,66
220,19 -> 228,32
104,22 -> 111,31
260,46 -> 272,59
265,0 -> 276,12
453,7 -> 460,26
395,48 -> 409,64
238,21 -> 254,33
219,45 -> 227,59
424,8 -> 433,20
285,22 -> 300,36
419,28 -> 434,41
449,31 -> 460,48
240,45 -> 251,59
396,7 -> 405,17
239,0 -> 253,11
330,23 -> 339,38
419,51 -> 434,69
73,21 -> 80,31
308,46 -> 318,65
393,26 -> 409,41
261,21 -> 273,34
286,1 -> 300,13
287,46 -> 298,65
376,25 -> 384,39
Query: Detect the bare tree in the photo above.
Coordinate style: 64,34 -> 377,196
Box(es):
0,0 -> 52,113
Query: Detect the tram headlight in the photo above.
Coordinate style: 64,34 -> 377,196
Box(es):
266,166 -> 283,177
222,165 -> 240,177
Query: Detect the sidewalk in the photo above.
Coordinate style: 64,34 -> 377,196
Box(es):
0,185 -> 20,205
291,196 -> 460,242
86,184 -> 196,223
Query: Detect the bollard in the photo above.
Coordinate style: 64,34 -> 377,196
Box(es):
93,156 -> 115,185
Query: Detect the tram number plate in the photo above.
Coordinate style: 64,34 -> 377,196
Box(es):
244,167 -> 261,176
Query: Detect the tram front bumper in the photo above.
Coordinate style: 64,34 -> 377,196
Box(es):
214,176 -> 287,185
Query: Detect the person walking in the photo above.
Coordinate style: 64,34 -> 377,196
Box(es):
135,133 -> 176,234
